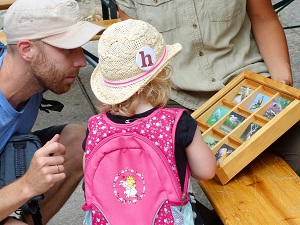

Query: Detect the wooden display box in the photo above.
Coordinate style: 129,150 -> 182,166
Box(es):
192,70 -> 300,185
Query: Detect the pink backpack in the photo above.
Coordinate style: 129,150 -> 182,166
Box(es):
82,108 -> 191,225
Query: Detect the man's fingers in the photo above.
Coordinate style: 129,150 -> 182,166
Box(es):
45,134 -> 60,145
52,173 -> 66,183
36,140 -> 66,157
51,164 -> 64,174
280,79 -> 293,86
44,134 -> 66,155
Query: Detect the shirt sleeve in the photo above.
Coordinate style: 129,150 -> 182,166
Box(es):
174,112 -> 198,189
175,112 -> 198,148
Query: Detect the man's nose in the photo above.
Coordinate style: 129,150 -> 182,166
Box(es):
74,47 -> 88,68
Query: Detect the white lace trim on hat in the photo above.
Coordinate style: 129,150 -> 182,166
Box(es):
103,46 -> 167,87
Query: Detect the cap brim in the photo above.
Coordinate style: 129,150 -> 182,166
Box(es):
91,43 -> 182,105
42,21 -> 105,49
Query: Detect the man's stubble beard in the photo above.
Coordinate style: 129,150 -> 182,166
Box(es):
31,51 -> 76,94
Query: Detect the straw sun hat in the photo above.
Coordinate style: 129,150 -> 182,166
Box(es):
90,19 -> 182,105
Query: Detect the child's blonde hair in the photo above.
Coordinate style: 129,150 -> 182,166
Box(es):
98,67 -> 172,117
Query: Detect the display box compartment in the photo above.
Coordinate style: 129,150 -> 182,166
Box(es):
192,70 -> 300,185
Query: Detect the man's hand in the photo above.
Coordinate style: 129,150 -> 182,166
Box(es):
21,134 -> 66,197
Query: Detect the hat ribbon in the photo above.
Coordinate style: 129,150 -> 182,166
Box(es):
103,46 -> 167,87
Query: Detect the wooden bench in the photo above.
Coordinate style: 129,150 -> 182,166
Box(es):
199,151 -> 300,224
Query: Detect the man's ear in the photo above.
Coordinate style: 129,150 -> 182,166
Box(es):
17,40 -> 34,62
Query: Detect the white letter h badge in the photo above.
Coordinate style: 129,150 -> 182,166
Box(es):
136,46 -> 156,71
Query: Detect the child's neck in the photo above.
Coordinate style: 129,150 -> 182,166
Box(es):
135,101 -> 153,114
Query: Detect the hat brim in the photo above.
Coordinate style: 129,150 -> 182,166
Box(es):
42,21 -> 105,49
91,43 -> 182,105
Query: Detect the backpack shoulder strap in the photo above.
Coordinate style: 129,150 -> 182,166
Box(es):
165,108 -> 191,195
1,134 -> 44,225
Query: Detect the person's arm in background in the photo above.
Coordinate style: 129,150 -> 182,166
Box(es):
118,7 -> 133,20
0,135 -> 66,221
247,0 -> 293,86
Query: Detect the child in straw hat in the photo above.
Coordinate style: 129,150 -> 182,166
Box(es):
82,19 -> 216,225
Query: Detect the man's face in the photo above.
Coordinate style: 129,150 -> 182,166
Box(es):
31,42 -> 87,94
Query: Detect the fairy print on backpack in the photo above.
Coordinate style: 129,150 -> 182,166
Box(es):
116,169 -> 144,201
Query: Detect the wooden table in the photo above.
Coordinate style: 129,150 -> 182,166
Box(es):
199,152 -> 300,224
0,32 -> 5,44
0,0 -> 14,10
91,19 -> 120,40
